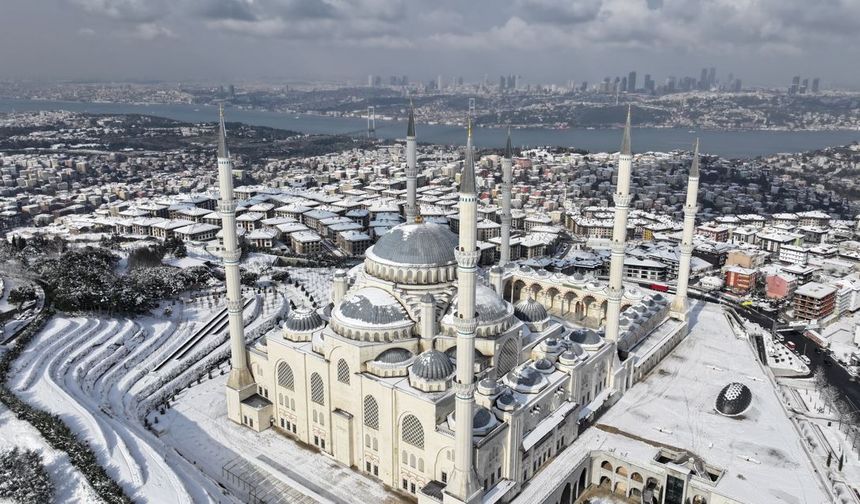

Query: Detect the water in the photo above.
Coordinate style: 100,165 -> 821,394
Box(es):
1,98 -> 858,158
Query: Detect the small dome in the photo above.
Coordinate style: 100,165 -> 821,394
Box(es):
412,350 -> 455,381
559,350 -> 579,366
511,366 -> 542,387
533,358 -> 555,373
286,307 -> 324,332
369,222 -> 458,266
478,377 -> 500,396
374,347 -> 414,364
495,389 -> 520,412
420,293 -> 435,304
514,297 -> 549,323
446,406 -> 499,436
569,329 -> 602,346
715,382 -> 753,417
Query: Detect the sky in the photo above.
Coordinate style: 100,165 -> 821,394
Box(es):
1,0 -> 859,88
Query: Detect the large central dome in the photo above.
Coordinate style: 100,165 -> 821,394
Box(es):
369,222 -> 458,266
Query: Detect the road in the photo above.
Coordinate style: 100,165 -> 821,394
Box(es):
732,305 -> 860,416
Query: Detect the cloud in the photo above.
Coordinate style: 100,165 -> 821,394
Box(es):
77,27 -> 97,37
430,0 -> 860,56
69,0 -> 171,23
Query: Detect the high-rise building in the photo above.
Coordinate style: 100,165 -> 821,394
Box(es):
812,77 -> 820,93
708,67 -> 716,88
699,68 -> 708,90
800,78 -> 809,94
790,76 -> 800,95
627,71 -> 637,93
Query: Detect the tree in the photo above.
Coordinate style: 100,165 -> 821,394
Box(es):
8,284 -> 37,309
0,448 -> 55,504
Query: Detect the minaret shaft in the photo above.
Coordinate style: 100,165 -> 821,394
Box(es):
217,107 -> 253,391
446,123 -> 481,504
499,143 -> 513,265
405,106 -> 419,223
604,109 -> 633,343
671,141 -> 700,320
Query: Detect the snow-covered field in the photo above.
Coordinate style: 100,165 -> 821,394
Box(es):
0,403 -> 100,503
3,285 -> 289,503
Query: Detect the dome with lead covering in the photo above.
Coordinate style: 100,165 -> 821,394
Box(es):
533,358 -> 555,373
715,382 -> 753,417
514,297 -> 549,323
331,287 -> 414,341
336,287 -> 408,325
442,283 -> 514,338
446,406 -> 499,436
285,307 -> 324,333
368,222 -> 458,266
495,389 -> 520,411
412,350 -> 455,381
569,328 -> 603,346
374,347 -> 414,364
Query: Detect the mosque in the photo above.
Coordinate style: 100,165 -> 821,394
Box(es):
219,106 -> 700,504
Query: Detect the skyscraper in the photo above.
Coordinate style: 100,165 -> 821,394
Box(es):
812,78 -> 820,93
627,71 -> 637,93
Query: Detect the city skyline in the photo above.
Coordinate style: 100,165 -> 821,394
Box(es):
1,0 -> 860,87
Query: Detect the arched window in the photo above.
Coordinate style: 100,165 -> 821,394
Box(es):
337,359 -> 350,384
310,372 -> 325,405
497,338 -> 519,377
401,414 -> 424,449
364,395 -> 379,430
277,362 -> 294,390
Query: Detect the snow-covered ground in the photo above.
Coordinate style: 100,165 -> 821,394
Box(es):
4,285 -> 289,503
152,371 -> 406,504
0,403 -> 100,503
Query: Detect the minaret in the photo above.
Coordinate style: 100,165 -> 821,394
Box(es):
604,108 -> 633,343
670,140 -> 700,321
219,106 -> 255,424
499,128 -> 514,266
405,103 -> 419,223
445,119 -> 482,504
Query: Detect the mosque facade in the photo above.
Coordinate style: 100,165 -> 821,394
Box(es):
221,106 -> 699,504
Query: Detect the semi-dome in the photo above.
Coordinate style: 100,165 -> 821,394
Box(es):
335,287 -> 409,325
374,347 -> 414,364
369,222 -> 458,266
412,349 -> 455,381
285,307 -> 324,332
448,283 -> 512,324
514,297 -> 549,323
442,283 -> 514,338
715,382 -> 753,417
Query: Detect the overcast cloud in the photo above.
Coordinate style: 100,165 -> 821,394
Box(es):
1,0 -> 858,87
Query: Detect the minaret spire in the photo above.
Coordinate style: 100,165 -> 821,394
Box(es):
405,101 -> 419,223
499,127 -> 513,267
445,119 -> 482,504
670,139 -> 700,321
219,106 -> 256,424
604,108 -> 634,343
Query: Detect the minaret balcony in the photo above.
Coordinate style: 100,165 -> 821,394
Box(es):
222,249 -> 241,263
606,286 -> 624,301
453,314 -> 479,334
613,194 -> 631,207
226,299 -> 244,313
455,249 -> 480,268
679,243 -> 694,255
218,201 -> 237,214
